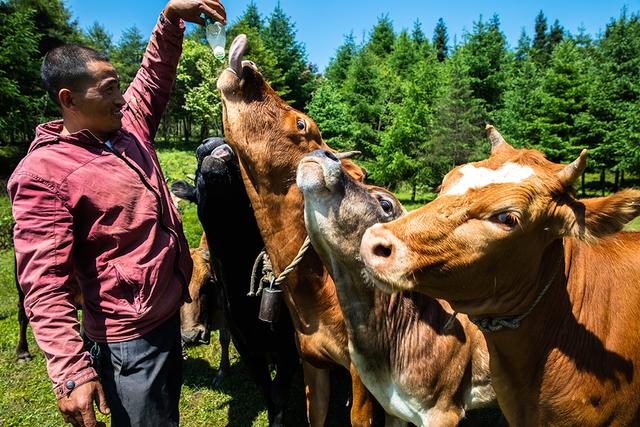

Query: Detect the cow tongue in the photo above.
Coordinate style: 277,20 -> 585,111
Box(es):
228,34 -> 247,75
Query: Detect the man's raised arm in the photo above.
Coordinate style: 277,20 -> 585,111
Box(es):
122,0 -> 226,144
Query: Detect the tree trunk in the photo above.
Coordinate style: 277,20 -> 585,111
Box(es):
600,168 -> 606,196
614,170 -> 620,192
183,118 -> 191,145
621,170 -> 625,188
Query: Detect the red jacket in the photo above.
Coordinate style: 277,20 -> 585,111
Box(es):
8,15 -> 193,399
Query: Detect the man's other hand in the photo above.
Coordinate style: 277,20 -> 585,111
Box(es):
58,380 -> 110,427
163,0 -> 227,26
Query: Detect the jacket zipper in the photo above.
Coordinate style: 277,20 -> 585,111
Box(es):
103,143 -> 189,296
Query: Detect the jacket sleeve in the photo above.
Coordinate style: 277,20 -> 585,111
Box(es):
9,173 -> 97,399
122,14 -> 185,145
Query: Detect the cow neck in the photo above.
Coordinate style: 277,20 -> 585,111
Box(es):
334,257 -> 456,363
238,161 -> 338,332
479,238 -> 582,424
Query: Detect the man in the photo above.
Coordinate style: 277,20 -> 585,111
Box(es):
8,1 -> 226,426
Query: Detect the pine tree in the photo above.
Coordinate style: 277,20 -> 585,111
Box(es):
307,80 -> 352,151
85,22 -> 113,56
367,15 -> 395,58
411,20 -> 426,46
341,49 -> 384,156
433,18 -> 449,62
324,33 -> 357,86
0,4 -> 41,145
9,0 -> 84,54
227,5 -> 287,98
111,26 -> 146,90
459,14 -> 509,115
588,9 -> 640,176
431,51 -> 486,173
532,10 -> 548,54
500,40 -> 591,162
371,33 -> 443,196
515,29 -> 531,62
531,11 -> 564,65
263,4 -> 318,109
241,1 -> 263,31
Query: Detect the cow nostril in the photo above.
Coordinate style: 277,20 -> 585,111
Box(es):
373,243 -> 393,258
323,151 -> 338,162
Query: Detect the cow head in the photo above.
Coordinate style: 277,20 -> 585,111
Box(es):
360,125 -> 640,316
297,149 -> 404,270
216,35 -> 365,194
180,245 -> 214,346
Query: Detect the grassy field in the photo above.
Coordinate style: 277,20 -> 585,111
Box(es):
0,147 -> 638,426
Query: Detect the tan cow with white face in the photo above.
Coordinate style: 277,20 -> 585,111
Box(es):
360,125 -> 640,426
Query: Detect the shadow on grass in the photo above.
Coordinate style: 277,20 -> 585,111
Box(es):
183,355 -> 355,426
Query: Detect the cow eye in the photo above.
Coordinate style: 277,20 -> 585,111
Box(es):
491,211 -> 519,230
296,118 -> 306,131
379,198 -> 394,215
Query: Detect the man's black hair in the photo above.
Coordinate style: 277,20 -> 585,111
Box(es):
41,44 -> 110,107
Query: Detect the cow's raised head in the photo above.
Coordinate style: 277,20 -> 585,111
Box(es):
180,245 -> 215,346
360,125 -> 640,316
216,35 -> 364,193
297,149 -> 404,269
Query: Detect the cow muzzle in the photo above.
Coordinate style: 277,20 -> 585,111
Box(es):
360,223 -> 414,293
181,325 -> 210,346
297,150 -> 342,194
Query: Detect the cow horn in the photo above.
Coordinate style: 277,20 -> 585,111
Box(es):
334,151 -> 361,160
557,149 -> 588,187
486,124 -> 512,154
229,34 -> 247,75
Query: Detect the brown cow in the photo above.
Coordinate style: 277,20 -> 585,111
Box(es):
297,149 -> 498,426
360,125 -> 640,426
179,234 -> 231,386
217,35 -> 382,426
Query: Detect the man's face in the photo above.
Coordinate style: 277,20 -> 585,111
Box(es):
71,60 -> 125,138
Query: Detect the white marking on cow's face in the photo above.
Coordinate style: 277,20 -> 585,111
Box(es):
443,163 -> 535,196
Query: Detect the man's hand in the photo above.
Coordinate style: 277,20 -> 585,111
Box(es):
57,380 -> 110,427
163,0 -> 226,26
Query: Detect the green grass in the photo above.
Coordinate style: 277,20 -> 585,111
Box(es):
626,216 -> 640,231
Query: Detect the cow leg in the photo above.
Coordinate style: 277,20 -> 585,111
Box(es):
349,365 -> 385,427
267,345 -> 298,427
384,413 -> 408,427
212,326 -> 231,387
302,360 -> 330,427
15,265 -> 32,363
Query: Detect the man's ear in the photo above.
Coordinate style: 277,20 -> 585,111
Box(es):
58,88 -> 75,110
559,189 -> 640,242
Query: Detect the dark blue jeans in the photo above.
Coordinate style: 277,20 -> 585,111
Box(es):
96,313 -> 183,427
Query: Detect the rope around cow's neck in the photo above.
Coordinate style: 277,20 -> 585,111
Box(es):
468,261 -> 562,333
248,236 -> 313,329
248,236 -> 312,297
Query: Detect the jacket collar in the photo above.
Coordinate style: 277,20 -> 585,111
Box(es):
29,120 -> 122,153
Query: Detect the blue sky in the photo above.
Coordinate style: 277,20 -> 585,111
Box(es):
66,0 -> 640,71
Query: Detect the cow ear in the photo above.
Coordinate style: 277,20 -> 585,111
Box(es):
558,190 -> 640,242
171,180 -> 197,203
340,159 -> 367,182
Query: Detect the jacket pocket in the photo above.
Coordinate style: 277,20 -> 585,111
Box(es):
110,262 -> 145,315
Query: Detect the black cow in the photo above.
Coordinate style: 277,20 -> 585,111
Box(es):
172,137 -> 298,427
